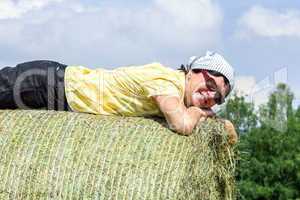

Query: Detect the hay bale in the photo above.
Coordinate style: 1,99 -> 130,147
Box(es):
0,110 -> 236,200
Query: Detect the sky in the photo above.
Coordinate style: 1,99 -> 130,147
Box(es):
0,0 -> 299,107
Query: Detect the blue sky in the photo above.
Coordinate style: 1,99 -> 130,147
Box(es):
0,0 -> 299,106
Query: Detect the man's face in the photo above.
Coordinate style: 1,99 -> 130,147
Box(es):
184,69 -> 230,108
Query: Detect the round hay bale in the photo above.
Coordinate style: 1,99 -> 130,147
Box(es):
0,110 -> 236,200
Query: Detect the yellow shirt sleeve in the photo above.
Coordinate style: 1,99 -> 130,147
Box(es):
143,78 -> 182,98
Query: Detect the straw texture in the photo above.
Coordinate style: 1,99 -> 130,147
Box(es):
0,110 -> 236,200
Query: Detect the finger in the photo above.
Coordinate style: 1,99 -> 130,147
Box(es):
199,117 -> 206,122
224,120 -> 238,145
202,109 -> 215,116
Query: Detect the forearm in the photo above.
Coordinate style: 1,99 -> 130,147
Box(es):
168,106 -> 206,135
152,95 -> 214,136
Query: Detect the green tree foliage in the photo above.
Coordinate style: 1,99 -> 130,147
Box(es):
219,93 -> 257,134
238,126 -> 300,199
220,84 -> 300,199
258,83 -> 294,133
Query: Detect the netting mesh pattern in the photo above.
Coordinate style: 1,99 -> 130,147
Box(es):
0,110 -> 235,200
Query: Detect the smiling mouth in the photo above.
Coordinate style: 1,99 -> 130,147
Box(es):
193,90 -> 209,105
197,89 -> 210,98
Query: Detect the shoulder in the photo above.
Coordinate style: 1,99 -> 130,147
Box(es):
143,62 -> 170,70
115,62 -> 165,70
136,62 -> 184,84
137,62 -> 178,74
112,62 -> 175,76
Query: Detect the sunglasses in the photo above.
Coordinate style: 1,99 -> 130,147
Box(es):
192,69 -> 225,105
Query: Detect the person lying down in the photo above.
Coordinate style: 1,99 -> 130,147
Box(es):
0,51 -> 238,144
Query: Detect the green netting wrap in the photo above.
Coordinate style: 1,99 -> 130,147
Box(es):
0,110 -> 236,200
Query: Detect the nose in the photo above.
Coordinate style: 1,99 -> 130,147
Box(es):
205,91 -> 216,99
202,91 -> 217,107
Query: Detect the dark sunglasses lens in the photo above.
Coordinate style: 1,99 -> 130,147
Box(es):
203,71 -> 225,104
206,79 -> 218,91
214,92 -> 224,105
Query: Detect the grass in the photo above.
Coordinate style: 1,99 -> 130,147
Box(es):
0,109 -> 236,200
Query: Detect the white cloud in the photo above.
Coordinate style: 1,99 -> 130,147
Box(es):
234,76 -> 256,97
237,5 -> 300,38
232,76 -> 274,109
0,0 -> 222,67
234,75 -> 269,105
233,66 -> 299,109
0,0 -> 64,19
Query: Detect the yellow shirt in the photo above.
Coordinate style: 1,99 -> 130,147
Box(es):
64,63 -> 185,117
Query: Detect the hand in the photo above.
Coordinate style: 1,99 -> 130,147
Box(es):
200,107 -> 216,117
223,119 -> 238,145
192,107 -> 216,120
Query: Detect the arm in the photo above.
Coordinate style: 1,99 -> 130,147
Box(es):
152,95 -> 215,135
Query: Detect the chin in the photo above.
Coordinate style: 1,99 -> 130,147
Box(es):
192,102 -> 208,109
196,101 -> 214,109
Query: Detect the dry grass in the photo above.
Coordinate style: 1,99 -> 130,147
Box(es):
0,110 -> 236,200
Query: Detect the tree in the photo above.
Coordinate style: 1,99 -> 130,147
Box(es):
237,83 -> 300,200
219,93 -> 257,134
258,83 -> 294,133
